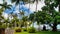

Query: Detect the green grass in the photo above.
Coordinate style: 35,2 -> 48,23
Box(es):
30,31 -> 60,34
15,31 -> 60,34
15,32 -> 29,34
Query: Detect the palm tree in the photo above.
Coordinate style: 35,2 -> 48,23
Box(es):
35,0 -> 38,12
32,0 -> 41,12
29,13 -> 35,27
22,16 -> 28,28
28,0 -> 30,11
0,16 -> 5,34
0,7 -> 10,28
0,0 -> 12,34
19,10 -> 24,17
11,18 -> 16,27
11,0 -> 29,18
0,0 -> 12,10
12,14 -> 18,27
11,0 -> 29,10
0,0 -> 11,15
0,0 -> 12,25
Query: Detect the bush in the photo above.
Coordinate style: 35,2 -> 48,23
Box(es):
0,23 -> 7,29
27,27 -> 36,33
15,28 -> 21,32
23,28 -> 27,31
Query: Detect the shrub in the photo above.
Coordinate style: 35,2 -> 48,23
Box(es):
27,27 -> 36,33
23,28 -> 27,31
0,23 -> 7,29
15,28 -> 21,32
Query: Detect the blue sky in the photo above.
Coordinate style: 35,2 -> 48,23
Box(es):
0,0 -> 31,15
0,0 -> 58,18
2,0 -> 33,19
0,0 -> 60,28
4,1 -> 32,16
0,0 -> 45,14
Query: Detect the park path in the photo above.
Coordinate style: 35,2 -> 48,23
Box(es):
5,28 -> 15,34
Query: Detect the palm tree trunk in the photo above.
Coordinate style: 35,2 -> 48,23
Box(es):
3,0 -> 5,3
24,22 -> 26,27
15,21 -> 16,27
35,0 -> 38,12
36,2 -> 37,12
19,23 -> 21,28
59,3 -> 60,12
32,21 -> 34,27
19,20 -> 21,28
19,1 -> 21,28
29,0 -> 30,11
3,0 -> 5,10
19,1 -> 20,12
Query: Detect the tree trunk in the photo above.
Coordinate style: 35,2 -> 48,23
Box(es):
52,23 -> 57,31
19,1 -> 20,12
15,21 -> 16,27
38,22 -> 41,31
19,23 -> 21,28
36,0 -> 38,12
32,21 -> 34,27
43,25 -> 46,31
59,3 -> 60,12
29,0 -> 30,10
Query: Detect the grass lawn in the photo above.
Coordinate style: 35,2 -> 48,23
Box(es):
14,32 -> 29,34
15,31 -> 60,34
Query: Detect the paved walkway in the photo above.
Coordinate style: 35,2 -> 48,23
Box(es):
5,28 -> 15,34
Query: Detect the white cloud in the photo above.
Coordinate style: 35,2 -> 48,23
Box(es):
25,0 -> 45,12
5,0 -> 11,4
55,7 -> 58,12
0,0 -> 3,8
2,12 -> 8,19
0,0 -> 3,4
2,0 -> 45,18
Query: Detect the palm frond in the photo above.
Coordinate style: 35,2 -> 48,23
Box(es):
0,4 -> 11,9
11,0 -> 16,3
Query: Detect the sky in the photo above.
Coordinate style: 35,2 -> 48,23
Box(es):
0,0 -> 58,19
0,0 -> 45,19
0,0 -> 60,28
0,0 -> 45,11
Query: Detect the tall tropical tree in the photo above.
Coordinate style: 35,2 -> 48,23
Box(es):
35,0 -> 38,12
0,0 -> 11,10
0,0 -> 11,15
32,0 -> 41,12
41,0 -> 60,31
22,16 -> 28,27
0,0 -> 12,28
44,0 -> 60,12
9,13 -> 18,27
52,0 -> 60,12
18,10 -> 25,17
11,0 -> 29,10
29,12 -> 36,27
35,11 -> 53,31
